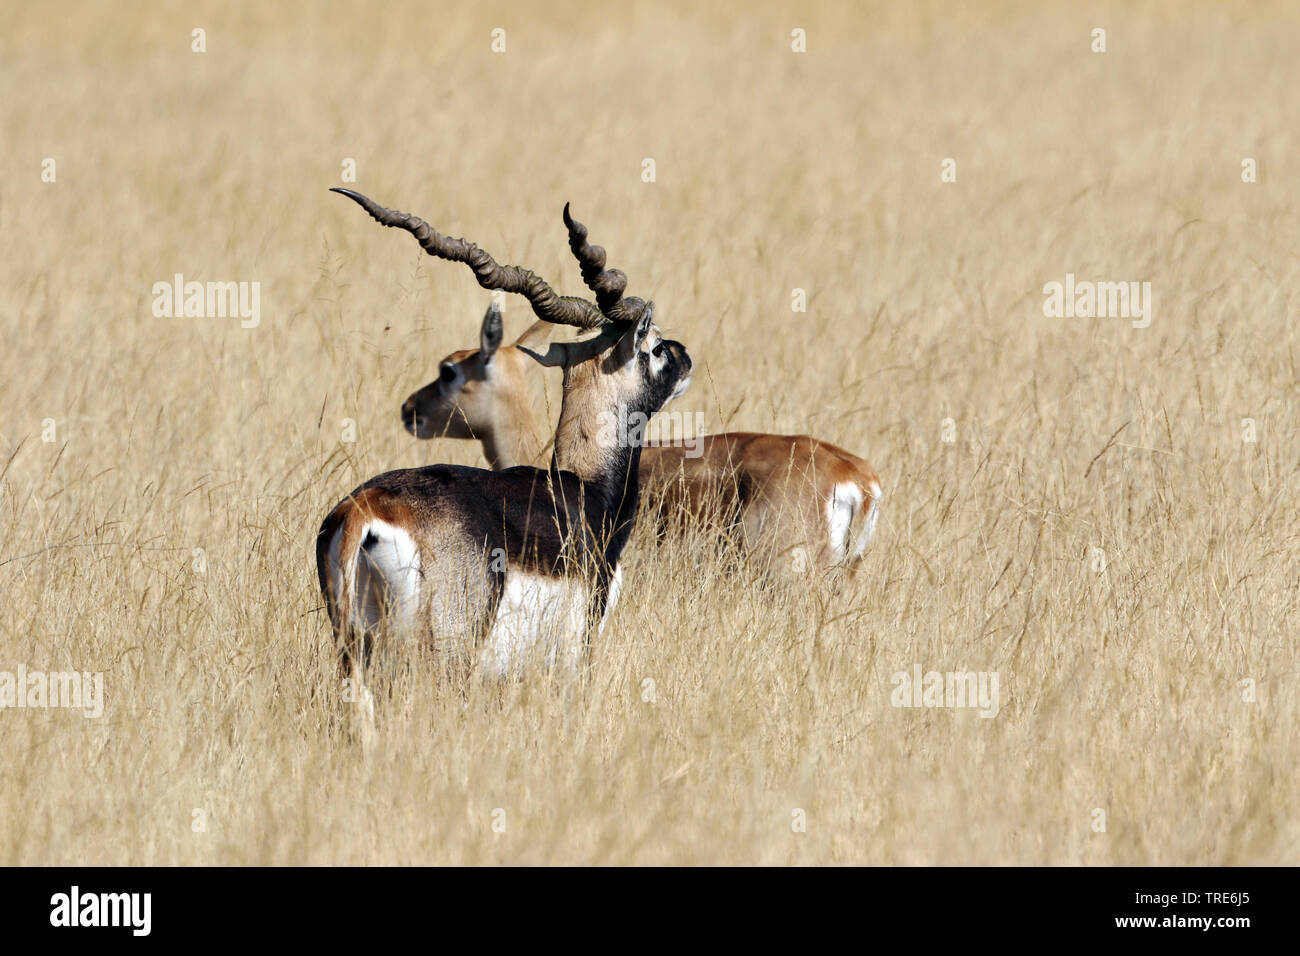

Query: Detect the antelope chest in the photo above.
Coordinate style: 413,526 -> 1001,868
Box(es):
480,563 -> 621,678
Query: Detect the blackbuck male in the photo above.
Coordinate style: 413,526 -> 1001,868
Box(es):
317,190 -> 691,708
402,208 -> 882,575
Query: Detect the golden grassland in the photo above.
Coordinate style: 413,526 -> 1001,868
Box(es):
1,0 -> 1297,864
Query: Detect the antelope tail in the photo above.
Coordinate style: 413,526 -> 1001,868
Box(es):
315,503 -> 369,667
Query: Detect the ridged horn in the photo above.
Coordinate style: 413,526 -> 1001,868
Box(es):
562,202 -> 650,325
332,188 -> 607,330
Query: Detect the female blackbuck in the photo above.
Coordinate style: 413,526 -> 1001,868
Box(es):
317,190 -> 691,711
402,208 -> 881,575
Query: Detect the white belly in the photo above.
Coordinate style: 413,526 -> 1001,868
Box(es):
480,564 -> 622,679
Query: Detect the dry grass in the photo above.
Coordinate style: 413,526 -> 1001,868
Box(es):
1,0 -> 1297,865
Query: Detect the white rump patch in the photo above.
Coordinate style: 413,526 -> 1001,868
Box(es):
827,482 -> 862,564
851,480 -> 882,560
355,520 -> 421,636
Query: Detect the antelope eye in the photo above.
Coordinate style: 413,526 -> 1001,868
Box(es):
440,364 -> 458,383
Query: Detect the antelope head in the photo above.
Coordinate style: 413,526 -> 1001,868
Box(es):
400,305 -> 554,468
333,188 -> 691,480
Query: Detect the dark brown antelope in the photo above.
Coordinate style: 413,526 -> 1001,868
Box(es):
401,207 -> 881,575
317,190 -> 691,723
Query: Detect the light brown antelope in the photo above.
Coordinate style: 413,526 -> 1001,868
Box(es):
401,208 -> 882,576
317,190 -> 691,718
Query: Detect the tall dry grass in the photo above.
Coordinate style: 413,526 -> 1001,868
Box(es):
0,0 -> 1296,864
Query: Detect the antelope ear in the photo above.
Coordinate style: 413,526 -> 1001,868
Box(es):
636,304 -> 655,345
523,326 -> 622,369
518,342 -> 569,368
513,319 -> 553,352
613,304 -> 656,367
480,304 -> 504,363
